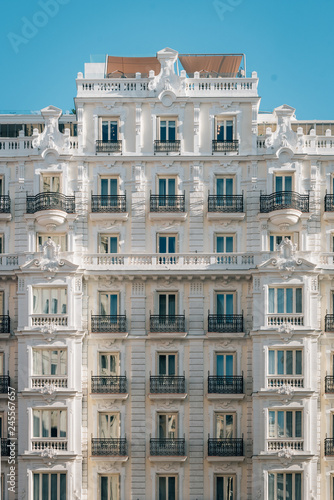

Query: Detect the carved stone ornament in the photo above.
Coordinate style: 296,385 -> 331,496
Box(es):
41,324 -> 57,342
32,106 -> 71,155
34,237 -> 64,272
41,447 -> 57,465
278,447 -> 293,465
41,383 -> 57,403
278,321 -> 294,341
148,48 -> 185,98
263,105 -> 297,154
271,238 -> 302,273
277,384 -> 295,397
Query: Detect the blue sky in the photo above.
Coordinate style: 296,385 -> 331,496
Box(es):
0,0 -> 333,119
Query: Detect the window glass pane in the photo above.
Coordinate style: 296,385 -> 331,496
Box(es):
269,235 -> 274,251
216,237 -> 224,253
296,288 -> 302,313
59,410 -> 66,437
226,355 -> 233,376
269,351 -> 275,375
159,355 -> 167,375
102,121 -> 109,141
168,476 -> 175,500
51,474 -> 57,500
168,355 -> 176,376
225,178 -> 233,195
100,235 -> 109,253
277,351 -> 284,375
275,176 -> 283,192
285,176 -> 292,191
216,355 -> 225,376
277,473 -> 284,500
160,121 -> 167,141
51,350 -> 58,375
277,289 -> 284,313
268,473 -> 274,500
101,178 -> 109,196
159,295 -> 167,316
168,295 -> 176,316
217,178 -> 224,195
110,179 -> 118,196
226,294 -> 233,315
110,121 -> 118,141
159,477 -> 167,500
51,410 -> 58,437
286,411 -> 292,437
286,350 -> 293,375
168,178 -> 175,195
159,236 -> 167,254
168,122 -> 176,141
225,414 -> 234,438
101,476 -> 108,500
168,237 -> 176,254
286,474 -> 292,500
226,237 -> 233,253
33,410 -> 40,437
296,350 -> 302,375
159,415 -> 166,438
217,122 -> 224,141
33,474 -> 40,500
295,473 -> 302,500
109,237 -> 118,254
217,294 -> 225,315
226,120 -> 233,141
295,411 -> 302,437
286,288 -> 293,314
42,350 -> 50,375
159,179 -> 166,196
268,411 -> 275,437
277,411 -> 284,437
269,288 -> 275,313
42,474 -> 49,499
110,295 -> 118,316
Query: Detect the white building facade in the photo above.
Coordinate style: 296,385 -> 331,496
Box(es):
0,47 -> 333,499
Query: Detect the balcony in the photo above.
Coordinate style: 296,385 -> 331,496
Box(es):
91,194 -> 126,213
154,140 -> 181,154
325,376 -> 334,393
267,314 -> 304,327
267,440 -> 303,452
150,375 -> 186,394
150,193 -> 185,213
325,314 -> 334,332
208,438 -> 243,457
325,438 -> 334,456
150,438 -> 185,456
26,192 -> 76,227
259,191 -> 309,226
96,140 -> 122,153
207,194 -> 244,221
1,438 -> 11,456
0,195 -> 11,221
91,437 -> 127,456
0,315 -> 10,334
267,376 -> 304,389
212,140 -> 239,153
0,375 -> 10,393
91,375 -> 127,393
31,439 -> 67,451
208,375 -> 243,394
150,315 -> 186,334
91,315 -> 127,333
31,315 -> 68,328
31,376 -> 68,389
325,194 -> 334,219
208,314 -> 243,333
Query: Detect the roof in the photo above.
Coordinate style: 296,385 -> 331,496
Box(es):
106,56 -> 161,78
179,54 -> 243,78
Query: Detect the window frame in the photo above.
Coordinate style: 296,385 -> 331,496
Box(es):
215,116 -> 235,142
157,475 -> 178,500
32,408 -> 67,439
215,474 -> 236,500
98,352 -> 120,376
99,176 -> 119,195
268,349 -> 303,377
32,472 -> 67,500
157,412 -> 178,439
98,412 -> 120,439
99,117 -> 119,142
158,292 -> 178,316
99,474 -> 120,500
215,292 -> 236,315
215,412 -> 236,438
157,117 -> 178,142
268,409 -> 303,439
41,174 -> 61,193
268,287 -> 303,314
157,352 -> 177,376
215,352 -> 236,376
215,234 -> 235,253
274,173 -> 294,192
32,287 -> 67,315
157,233 -> 178,254
99,234 -> 119,254
268,471 -> 302,500
32,348 -> 67,376
99,292 -> 120,316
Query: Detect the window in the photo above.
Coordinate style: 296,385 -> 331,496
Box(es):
0,412 -> 3,438
158,413 -> 177,439
99,293 -> 118,316
268,472 -> 302,500
100,475 -> 119,500
268,410 -> 302,438
159,293 -> 176,316
99,235 -> 118,254
101,119 -> 118,141
37,234 -> 67,252
216,353 -> 235,376
216,413 -> 235,438
216,293 -> 234,315
0,235 -> 4,254
269,234 -> 292,252
0,177 -> 3,195
100,177 -> 118,196
33,472 -> 66,500
268,350 -> 302,376
0,291 -> 4,315
99,353 -> 119,376
33,349 -> 67,376
158,177 -> 176,196
268,288 -> 302,314
158,476 -> 177,500
216,475 -> 235,500
99,413 -> 119,438
216,177 -> 234,195
0,353 -> 3,375
216,235 -> 234,253
33,288 -> 67,315
33,409 -> 67,438
275,175 -> 293,192
159,118 -> 176,141
216,117 -> 234,141
42,175 -> 61,193
158,353 -> 176,375
157,234 -> 177,253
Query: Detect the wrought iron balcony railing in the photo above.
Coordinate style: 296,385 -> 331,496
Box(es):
208,375 -> 243,394
150,375 -> 186,394
208,314 -> 243,333
26,192 -> 75,214
0,315 -> 10,333
150,438 -> 185,456
325,376 -> 334,393
325,194 -> 334,212
212,140 -> 239,153
150,193 -> 185,212
260,191 -> 309,213
91,438 -> 127,456
325,314 -> 334,332
208,194 -> 243,212
91,194 -> 126,213
208,438 -> 243,456
0,375 -> 10,393
154,140 -> 181,153
325,438 -> 334,456
96,140 -> 122,153
0,195 -> 11,213
91,315 -> 127,333
91,375 -> 127,393
150,315 -> 185,333
1,438 -> 11,456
